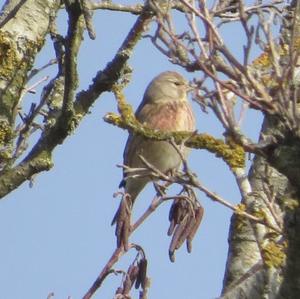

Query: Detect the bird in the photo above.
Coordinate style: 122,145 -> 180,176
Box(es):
112,71 -> 196,250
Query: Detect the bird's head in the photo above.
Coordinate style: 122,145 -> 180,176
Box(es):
143,71 -> 192,104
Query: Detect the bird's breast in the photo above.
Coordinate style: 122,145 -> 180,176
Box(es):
139,101 -> 195,132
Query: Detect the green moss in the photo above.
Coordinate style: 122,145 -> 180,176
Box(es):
232,204 -> 249,231
188,135 -> 245,169
252,44 -> 290,70
262,240 -> 286,268
0,30 -> 45,124
251,40 -> 300,90
104,111 -> 245,170
0,31 -> 19,80
235,203 -> 246,214
0,31 -> 42,80
252,208 -> 268,222
29,150 -> 53,172
0,120 -> 13,161
281,197 -> 299,211
0,120 -> 12,145
116,91 -> 137,126
106,86 -> 246,170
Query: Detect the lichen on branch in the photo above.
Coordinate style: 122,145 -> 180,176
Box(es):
104,86 -> 245,170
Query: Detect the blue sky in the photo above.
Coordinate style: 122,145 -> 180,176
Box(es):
0,2 -> 264,299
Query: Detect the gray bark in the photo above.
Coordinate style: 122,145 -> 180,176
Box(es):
0,0 -> 61,124
221,1 -> 300,296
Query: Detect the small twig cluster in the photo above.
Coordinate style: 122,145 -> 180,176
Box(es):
146,0 -> 300,147
0,0 -> 154,198
113,245 -> 149,299
82,244 -> 150,299
83,185 -> 203,299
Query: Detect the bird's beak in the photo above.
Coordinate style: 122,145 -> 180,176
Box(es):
186,84 -> 196,93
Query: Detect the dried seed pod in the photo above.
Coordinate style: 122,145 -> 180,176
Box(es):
121,216 -> 131,251
169,250 -> 175,263
128,264 -> 139,286
111,198 -> 127,226
139,258 -> 148,289
167,219 -> 176,236
173,214 -> 195,250
168,200 -> 176,222
123,274 -> 132,294
186,206 -> 204,253
115,286 -> 123,294
168,216 -> 188,262
112,198 -> 131,250
168,199 -> 189,236
135,258 -> 148,289
170,201 -> 180,223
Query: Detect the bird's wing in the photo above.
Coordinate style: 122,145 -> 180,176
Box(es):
120,100 -> 195,187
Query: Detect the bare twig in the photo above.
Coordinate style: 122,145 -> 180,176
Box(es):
82,247 -> 124,299
80,0 -> 96,39
27,59 -> 57,81
89,1 -> 143,15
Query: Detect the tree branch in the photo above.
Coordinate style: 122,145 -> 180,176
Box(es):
0,1 -> 154,199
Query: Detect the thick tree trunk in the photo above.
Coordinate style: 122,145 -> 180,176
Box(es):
221,1 -> 300,296
0,0 -> 61,164
221,118 -> 291,298
0,0 -> 61,123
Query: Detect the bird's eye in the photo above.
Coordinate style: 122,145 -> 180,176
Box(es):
173,81 -> 181,86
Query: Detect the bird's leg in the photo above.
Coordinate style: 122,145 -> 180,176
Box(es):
153,179 -> 173,196
153,181 -> 167,196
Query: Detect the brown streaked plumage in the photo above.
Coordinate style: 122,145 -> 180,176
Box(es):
113,71 -> 196,249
